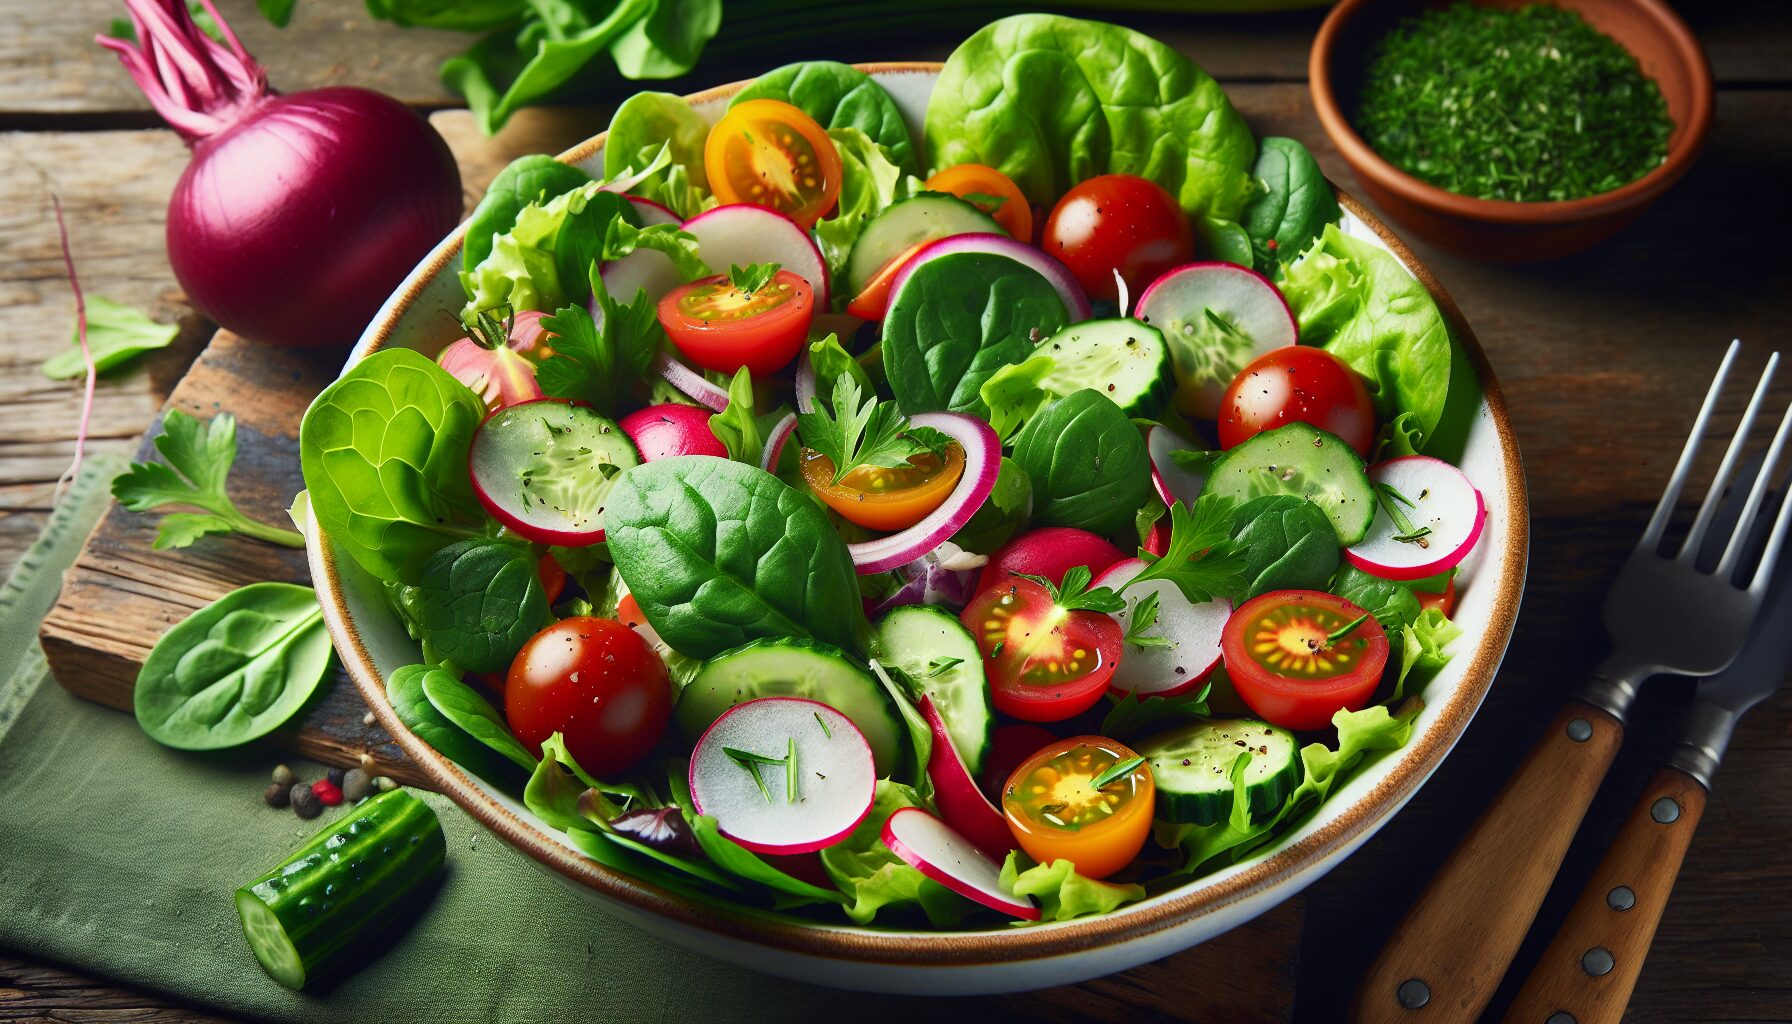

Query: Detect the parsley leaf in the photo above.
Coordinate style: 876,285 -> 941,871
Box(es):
112,410 -> 304,550
536,285 -> 664,415
796,375 -> 948,484
707,367 -> 794,467
1122,591 -> 1172,649
602,220 -> 710,280
728,262 -> 780,294
1100,685 -> 1212,741
41,296 -> 179,380
1016,565 -> 1126,614
1124,497 -> 1248,604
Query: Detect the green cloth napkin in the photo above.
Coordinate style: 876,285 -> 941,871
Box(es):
0,461 -> 952,1023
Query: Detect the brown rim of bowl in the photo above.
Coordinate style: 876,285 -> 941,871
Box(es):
1310,0 -> 1714,224
311,61 -> 1529,967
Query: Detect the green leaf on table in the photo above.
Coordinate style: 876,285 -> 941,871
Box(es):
113,409 -> 306,550
608,0 -> 722,78
41,296 -> 178,380
254,0 -> 296,28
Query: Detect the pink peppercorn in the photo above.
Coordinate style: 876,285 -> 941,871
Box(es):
311,778 -> 344,806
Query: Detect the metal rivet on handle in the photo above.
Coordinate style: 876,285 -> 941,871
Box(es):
1567,718 -> 1593,741
1651,797 -> 1681,824
1581,946 -> 1615,976
1547,1013 -> 1577,1024
1396,978 -> 1430,1009
1607,885 -> 1636,911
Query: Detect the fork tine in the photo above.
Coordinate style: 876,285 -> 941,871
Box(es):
1747,457 -> 1792,597
1724,389 -> 1792,587
1680,351 -> 1780,561
1642,340 -> 1740,548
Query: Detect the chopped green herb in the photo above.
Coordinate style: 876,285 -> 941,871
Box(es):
926,656 -> 965,677
814,711 -> 832,739
723,744 -> 793,803
1122,591 -> 1172,649
728,262 -> 781,295
1326,612 -> 1372,645
1090,755 -> 1147,790
1016,565 -> 1126,614
1375,482 -> 1433,546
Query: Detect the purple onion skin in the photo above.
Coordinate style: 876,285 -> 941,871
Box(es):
167,88 -> 462,349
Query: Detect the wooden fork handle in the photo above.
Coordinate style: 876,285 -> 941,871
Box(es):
1351,702 -> 1624,1024
1500,766 -> 1706,1024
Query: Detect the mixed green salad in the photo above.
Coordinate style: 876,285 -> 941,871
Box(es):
298,13 -> 1488,928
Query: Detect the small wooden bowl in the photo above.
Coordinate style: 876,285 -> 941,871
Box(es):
1310,0 -> 1713,261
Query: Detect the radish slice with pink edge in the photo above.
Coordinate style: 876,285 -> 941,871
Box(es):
1346,456 -> 1487,581
910,688 -> 1014,861
619,403 -> 727,461
887,233 -> 1091,323
682,203 -> 829,309
846,413 -> 1001,574
760,411 -> 797,473
1134,261 -> 1297,420
622,195 -> 679,226
651,352 -> 731,411
1093,558 -> 1228,697
468,399 -> 639,546
881,807 -> 1039,921
1147,424 -> 1211,511
688,697 -> 875,856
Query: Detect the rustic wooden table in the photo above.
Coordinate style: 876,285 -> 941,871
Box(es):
3,2 -> 1789,1021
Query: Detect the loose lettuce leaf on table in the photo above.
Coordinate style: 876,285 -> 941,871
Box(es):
41,295 -> 179,379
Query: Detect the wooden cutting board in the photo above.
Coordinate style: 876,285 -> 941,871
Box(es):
32,107 -> 1302,1021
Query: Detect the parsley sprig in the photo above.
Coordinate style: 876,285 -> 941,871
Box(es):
1016,565 -> 1125,614
537,284 -> 664,416
1121,591 -> 1172,649
1126,497 -> 1249,604
728,262 -> 780,295
796,375 -> 953,484
112,410 -> 305,550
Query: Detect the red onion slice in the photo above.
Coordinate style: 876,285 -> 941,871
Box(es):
761,411 -> 797,473
654,352 -> 730,411
794,349 -> 819,414
848,413 -> 1000,574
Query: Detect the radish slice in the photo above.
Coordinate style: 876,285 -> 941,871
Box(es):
914,691 -> 1014,861
620,403 -> 727,461
1147,424 -> 1210,511
888,233 -> 1091,323
882,807 -> 1039,921
761,411 -> 797,473
847,414 -> 1000,574
682,204 -> 829,309
1135,262 -> 1297,420
688,697 -> 875,855
624,196 -> 679,226
468,399 -> 639,546
652,352 -> 731,411
1346,456 -> 1487,581
1093,558 -> 1228,697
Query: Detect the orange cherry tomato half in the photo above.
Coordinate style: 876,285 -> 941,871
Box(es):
1220,590 -> 1388,731
704,99 -> 842,229
657,269 -> 814,376
961,577 -> 1123,722
1416,575 -> 1458,617
798,442 -> 964,532
844,241 -> 929,321
1001,735 -> 1154,878
925,163 -> 1032,242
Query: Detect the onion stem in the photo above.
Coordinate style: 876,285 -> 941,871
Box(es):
94,0 -> 266,143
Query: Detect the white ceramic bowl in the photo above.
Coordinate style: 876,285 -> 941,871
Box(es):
306,64 -> 1528,996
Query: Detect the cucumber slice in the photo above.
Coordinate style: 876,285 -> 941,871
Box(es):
676,638 -> 903,777
1137,719 -> 1300,825
844,192 -> 1001,297
236,789 -> 446,989
871,605 -> 993,776
1036,318 -> 1173,418
1205,422 -> 1376,545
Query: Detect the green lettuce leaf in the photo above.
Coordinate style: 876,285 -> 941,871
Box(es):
813,128 -> 915,302
999,853 -> 1146,922
460,180 -> 607,317
604,92 -> 714,220
1396,607 -> 1462,699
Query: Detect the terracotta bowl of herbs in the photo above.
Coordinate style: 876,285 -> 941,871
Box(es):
1310,0 -> 1712,261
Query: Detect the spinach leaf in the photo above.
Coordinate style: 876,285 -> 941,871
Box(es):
1011,389 -> 1152,539
733,61 -> 917,173
1230,495 -> 1341,599
419,669 -> 539,771
441,0 -> 660,135
1280,224 -> 1480,461
924,13 -> 1256,221
112,409 -> 305,550
41,295 -> 179,379
605,456 -> 868,659
387,664 -> 520,783
416,538 -> 547,673
1194,216 -> 1254,269
950,456 -> 1032,554
1330,564 -> 1424,631
551,189 -> 637,306
1239,137 -> 1341,275
463,155 -> 590,275
134,583 -> 331,750
881,251 -> 1069,416
688,814 -> 844,904
299,348 -> 488,585
365,0 -> 525,32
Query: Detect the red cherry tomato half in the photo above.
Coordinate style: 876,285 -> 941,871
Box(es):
845,241 -> 928,321
1043,174 -> 1193,303
1219,346 -> 1376,457
537,553 -> 567,606
1220,590 -> 1388,731
976,527 -> 1128,595
961,577 -> 1123,722
657,268 -> 814,376
505,616 -> 672,777
1416,575 -> 1458,617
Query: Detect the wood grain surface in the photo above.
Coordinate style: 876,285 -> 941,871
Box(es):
2,2 -> 1790,1023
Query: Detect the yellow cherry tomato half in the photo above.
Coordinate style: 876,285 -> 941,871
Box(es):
798,442 -> 964,532
1002,735 -> 1154,878
924,163 -> 1033,242
704,99 -> 843,229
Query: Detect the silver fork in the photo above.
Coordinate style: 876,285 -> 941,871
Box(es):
1352,340 -> 1792,1024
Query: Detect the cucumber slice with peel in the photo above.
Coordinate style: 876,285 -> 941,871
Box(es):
1137,719 -> 1299,826
1204,421 -> 1376,545
1035,318 -> 1173,418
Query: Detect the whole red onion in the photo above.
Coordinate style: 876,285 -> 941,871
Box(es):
99,0 -> 461,348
